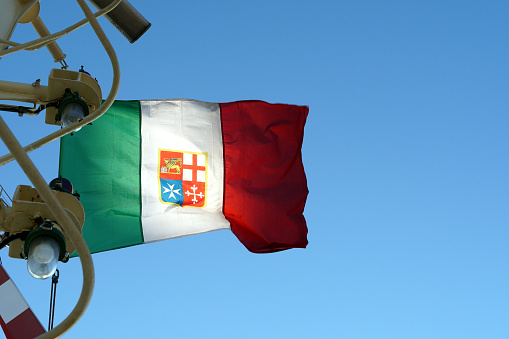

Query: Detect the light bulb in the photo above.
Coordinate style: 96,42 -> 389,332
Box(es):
61,102 -> 86,131
27,235 -> 60,279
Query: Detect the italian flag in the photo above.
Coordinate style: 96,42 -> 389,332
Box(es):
59,99 -> 308,254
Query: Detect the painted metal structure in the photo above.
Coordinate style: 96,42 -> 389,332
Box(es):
0,0 -> 129,337
0,185 -> 85,260
0,0 -> 38,54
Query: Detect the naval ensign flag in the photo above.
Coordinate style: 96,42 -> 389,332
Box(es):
59,99 -> 308,254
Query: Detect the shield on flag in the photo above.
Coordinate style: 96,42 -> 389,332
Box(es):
158,149 -> 207,207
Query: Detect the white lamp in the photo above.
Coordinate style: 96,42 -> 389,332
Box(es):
27,235 -> 60,279
23,221 -> 68,280
56,88 -> 89,131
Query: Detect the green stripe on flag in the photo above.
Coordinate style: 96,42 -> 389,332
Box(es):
59,101 -> 143,255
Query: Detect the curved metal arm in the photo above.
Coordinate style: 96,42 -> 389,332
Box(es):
0,116 -> 94,339
0,0 -> 122,168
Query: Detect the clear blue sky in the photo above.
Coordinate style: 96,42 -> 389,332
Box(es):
1,0 -> 509,338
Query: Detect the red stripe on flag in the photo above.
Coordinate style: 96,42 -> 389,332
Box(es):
220,101 -> 309,253
0,265 -> 9,286
5,309 -> 46,339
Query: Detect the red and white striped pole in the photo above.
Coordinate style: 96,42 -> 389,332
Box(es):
0,263 -> 46,339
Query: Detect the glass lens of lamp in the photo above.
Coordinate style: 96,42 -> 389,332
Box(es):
61,102 -> 85,131
27,235 -> 60,279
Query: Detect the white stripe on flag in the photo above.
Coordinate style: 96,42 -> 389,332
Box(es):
140,100 -> 230,243
0,279 -> 29,324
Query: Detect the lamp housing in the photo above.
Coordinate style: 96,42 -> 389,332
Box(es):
44,68 -> 102,126
26,234 -> 60,279
23,221 -> 67,279
0,182 -> 85,261
55,88 -> 89,129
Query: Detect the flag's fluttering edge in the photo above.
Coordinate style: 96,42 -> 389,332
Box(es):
0,264 -> 46,338
59,100 -> 308,254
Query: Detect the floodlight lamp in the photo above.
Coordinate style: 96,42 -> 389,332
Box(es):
56,89 -> 89,131
23,222 -> 68,280
27,235 -> 60,279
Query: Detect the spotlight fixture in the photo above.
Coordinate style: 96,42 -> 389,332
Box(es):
55,88 -> 89,130
0,179 -> 85,278
23,221 -> 68,279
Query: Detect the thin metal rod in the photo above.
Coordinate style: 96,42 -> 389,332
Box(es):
0,38 -> 20,47
0,38 -> 38,51
48,269 -> 59,331
0,80 -> 50,103
31,15 -> 66,63
0,0 -> 122,168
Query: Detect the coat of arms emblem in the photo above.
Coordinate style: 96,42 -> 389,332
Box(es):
158,149 -> 207,207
